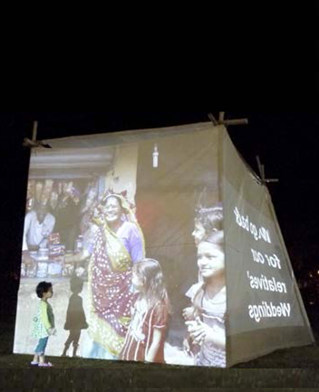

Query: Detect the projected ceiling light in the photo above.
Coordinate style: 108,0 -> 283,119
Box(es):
152,144 -> 159,168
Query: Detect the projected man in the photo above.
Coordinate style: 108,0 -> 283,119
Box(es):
54,181 -> 81,251
64,187 -> 99,277
22,203 -> 56,251
84,191 -> 145,359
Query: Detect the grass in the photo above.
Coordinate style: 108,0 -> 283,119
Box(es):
1,302 -> 319,390
1,317 -> 319,369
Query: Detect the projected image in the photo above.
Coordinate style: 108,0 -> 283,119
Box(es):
14,126 -> 226,367
120,258 -> 170,362
183,204 -> 226,367
84,192 -> 145,359
22,179 -> 99,280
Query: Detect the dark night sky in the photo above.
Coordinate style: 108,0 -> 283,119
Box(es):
0,111 -> 317,290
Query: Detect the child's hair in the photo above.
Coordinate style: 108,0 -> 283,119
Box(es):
133,258 -> 171,311
70,276 -> 84,294
36,281 -> 52,298
205,229 -> 224,248
195,204 -> 223,234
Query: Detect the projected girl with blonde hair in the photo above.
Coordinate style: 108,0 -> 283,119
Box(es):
120,258 -> 170,363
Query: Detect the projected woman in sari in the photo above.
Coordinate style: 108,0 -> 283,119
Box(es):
85,191 -> 145,359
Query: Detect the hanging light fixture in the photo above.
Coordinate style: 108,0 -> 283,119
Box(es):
152,144 -> 159,168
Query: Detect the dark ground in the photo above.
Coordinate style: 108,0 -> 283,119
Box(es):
1,286 -> 319,390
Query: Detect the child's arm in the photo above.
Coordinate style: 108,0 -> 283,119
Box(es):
145,302 -> 168,362
182,308 -> 197,356
183,332 -> 198,357
145,328 -> 163,362
187,318 -> 225,350
65,248 -> 90,263
40,301 -> 52,332
203,324 -> 225,349
182,306 -> 195,321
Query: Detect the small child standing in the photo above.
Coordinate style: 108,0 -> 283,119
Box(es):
31,281 -> 56,367
120,258 -> 170,363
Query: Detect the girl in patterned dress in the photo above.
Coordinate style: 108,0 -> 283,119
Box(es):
120,258 -> 170,363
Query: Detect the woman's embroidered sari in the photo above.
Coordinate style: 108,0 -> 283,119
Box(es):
87,195 -> 144,356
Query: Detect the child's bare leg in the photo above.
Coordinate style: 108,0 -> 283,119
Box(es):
32,354 -> 39,363
39,354 -> 45,364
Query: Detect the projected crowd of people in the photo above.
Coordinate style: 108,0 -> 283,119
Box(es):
23,179 -> 226,367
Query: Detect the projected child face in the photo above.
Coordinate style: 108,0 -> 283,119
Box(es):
197,241 -> 225,280
104,196 -> 122,223
192,221 -> 206,245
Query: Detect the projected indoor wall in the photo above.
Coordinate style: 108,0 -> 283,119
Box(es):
14,124 -> 226,367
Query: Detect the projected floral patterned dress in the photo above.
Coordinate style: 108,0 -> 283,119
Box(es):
87,195 -> 145,357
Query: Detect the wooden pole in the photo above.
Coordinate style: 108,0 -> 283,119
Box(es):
256,156 -> 279,184
219,112 -> 225,123
256,156 -> 262,177
265,178 -> 279,183
23,120 -> 51,149
222,119 -> 248,126
261,164 -> 265,182
32,121 -> 38,141
209,112 -> 248,127
208,113 -> 218,126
